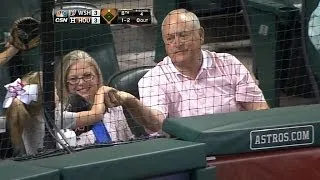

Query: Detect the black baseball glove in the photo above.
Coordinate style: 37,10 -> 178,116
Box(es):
9,17 -> 40,50
66,93 -> 92,136
66,93 -> 92,112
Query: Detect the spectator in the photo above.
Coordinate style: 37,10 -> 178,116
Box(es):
107,9 -> 269,133
55,50 -> 134,146
0,16 -> 40,66
3,71 -> 44,155
0,42 -> 19,66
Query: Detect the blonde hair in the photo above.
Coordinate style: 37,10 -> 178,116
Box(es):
5,71 -> 43,153
161,9 -> 201,33
55,50 -> 103,105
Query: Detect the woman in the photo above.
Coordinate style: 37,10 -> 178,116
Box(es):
0,42 -> 19,66
55,50 -> 134,146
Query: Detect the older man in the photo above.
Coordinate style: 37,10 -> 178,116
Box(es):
112,9 -> 269,133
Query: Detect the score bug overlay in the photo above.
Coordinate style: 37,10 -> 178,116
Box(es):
53,8 -> 101,24
69,9 -> 101,24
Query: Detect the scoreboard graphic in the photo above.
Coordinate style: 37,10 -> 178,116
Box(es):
53,8 -> 151,24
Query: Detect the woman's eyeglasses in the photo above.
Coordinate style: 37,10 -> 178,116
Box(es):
67,73 -> 95,85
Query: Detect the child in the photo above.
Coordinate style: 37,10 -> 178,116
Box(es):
55,50 -> 134,146
3,71 -> 44,155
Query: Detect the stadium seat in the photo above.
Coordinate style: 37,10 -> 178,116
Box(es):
107,66 -> 153,98
107,66 -> 154,137
54,2 -> 120,84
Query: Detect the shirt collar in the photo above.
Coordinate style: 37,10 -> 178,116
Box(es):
201,50 -> 213,69
166,50 -> 213,76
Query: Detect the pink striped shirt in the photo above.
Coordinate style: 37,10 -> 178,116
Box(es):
138,50 -> 266,118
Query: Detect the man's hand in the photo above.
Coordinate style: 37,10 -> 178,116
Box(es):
26,35 -> 40,50
98,88 -> 165,133
241,102 -> 269,111
114,91 -> 136,105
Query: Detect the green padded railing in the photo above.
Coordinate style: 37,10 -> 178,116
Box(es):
164,104 -> 320,156
190,166 -> 216,180
0,160 -> 59,180
27,138 -> 206,180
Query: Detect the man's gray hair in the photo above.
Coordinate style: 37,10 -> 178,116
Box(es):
161,9 -> 201,32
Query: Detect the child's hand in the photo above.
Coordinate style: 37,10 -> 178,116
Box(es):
96,86 -> 121,110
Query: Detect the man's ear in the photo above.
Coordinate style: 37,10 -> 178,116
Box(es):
199,27 -> 205,44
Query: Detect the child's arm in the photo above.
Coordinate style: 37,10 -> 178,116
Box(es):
56,89 -> 105,129
74,86 -> 108,128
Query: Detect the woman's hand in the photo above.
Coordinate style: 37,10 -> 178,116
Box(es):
0,42 -> 19,66
27,35 -> 40,50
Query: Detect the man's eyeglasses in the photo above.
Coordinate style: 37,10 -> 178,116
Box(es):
164,31 -> 194,44
67,73 -> 95,85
